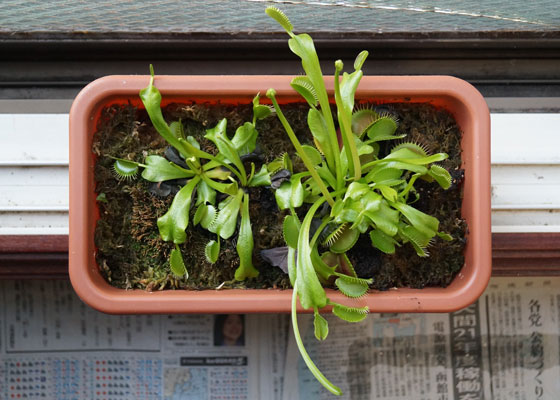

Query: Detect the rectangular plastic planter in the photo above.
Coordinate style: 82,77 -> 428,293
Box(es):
69,75 -> 491,314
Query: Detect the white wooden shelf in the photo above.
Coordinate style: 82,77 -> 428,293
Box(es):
1,108 -> 559,235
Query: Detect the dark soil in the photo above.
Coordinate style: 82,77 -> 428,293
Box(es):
93,101 -> 466,291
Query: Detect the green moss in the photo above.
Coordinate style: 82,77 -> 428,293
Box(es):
93,101 -> 465,291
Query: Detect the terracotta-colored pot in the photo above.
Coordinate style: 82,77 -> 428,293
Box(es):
69,75 -> 491,314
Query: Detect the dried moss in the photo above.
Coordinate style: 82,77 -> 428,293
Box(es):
93,101 -> 465,291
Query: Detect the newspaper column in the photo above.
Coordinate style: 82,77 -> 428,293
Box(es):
450,304 -> 484,400
528,299 -> 544,399
433,320 -> 449,400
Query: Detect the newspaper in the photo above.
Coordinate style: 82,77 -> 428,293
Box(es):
1,278 -> 559,399
282,278 -> 560,400
0,280 -> 268,399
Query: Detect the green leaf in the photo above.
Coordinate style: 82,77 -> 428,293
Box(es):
268,153 -> 293,175
310,246 -> 337,282
369,229 -> 398,254
253,93 -> 273,121
231,122 -> 258,155
201,174 -> 238,196
112,159 -> 139,180
307,108 -> 333,169
355,135 -> 374,156
365,161 -> 428,178
201,205 -> 216,229
336,68 -> 362,181
335,274 -> 371,298
209,189 -> 243,240
248,165 -> 271,187
275,181 -> 292,210
428,165 -> 452,189
283,215 -> 300,249
366,117 -> 398,141
313,310 -> 329,341
377,184 -> 398,202
170,244 -> 187,277
399,224 -> 432,257
352,109 -> 378,137
194,203 -> 217,229
141,155 -> 193,183
96,193 -> 107,203
235,193 -> 259,280
195,179 -> 216,206
296,198 -> 329,310
178,138 -> 214,161
334,207 -> 359,224
291,281 -> 342,396
330,199 -> 344,218
291,76 -> 318,107
329,226 -> 360,254
193,204 -> 206,226
392,202 -> 439,238
316,164 -> 337,189
365,167 -> 402,184
204,167 -> 231,181
387,148 -> 448,165
140,68 -> 190,158
287,247 -> 296,286
332,303 -> 369,323
339,69 -> 362,115
157,176 -> 201,244
353,50 -> 369,71
169,121 -> 185,140
301,144 -> 322,166
205,240 -> 220,264
275,176 -> 304,210
338,252 -> 358,277
205,119 -> 247,180
186,135 -> 201,150
437,231 -> 453,241
344,182 -> 371,201
286,32 -> 340,176
365,201 -> 399,236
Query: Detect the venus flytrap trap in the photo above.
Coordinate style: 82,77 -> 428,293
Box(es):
112,67 -> 272,282
266,6 -> 454,395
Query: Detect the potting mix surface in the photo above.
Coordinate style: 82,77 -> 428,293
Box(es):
93,101 -> 466,291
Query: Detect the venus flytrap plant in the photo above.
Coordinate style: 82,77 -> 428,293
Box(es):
112,68 -> 272,282
266,6 -> 454,395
